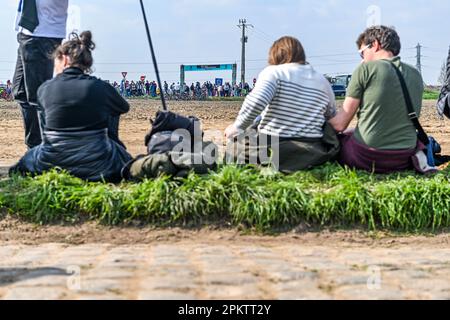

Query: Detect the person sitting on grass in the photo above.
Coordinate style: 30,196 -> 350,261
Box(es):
328,26 -> 434,174
437,46 -> 450,118
9,31 -> 132,182
224,36 -> 340,173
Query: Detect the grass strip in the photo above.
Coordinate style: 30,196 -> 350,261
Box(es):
1,164 -> 450,232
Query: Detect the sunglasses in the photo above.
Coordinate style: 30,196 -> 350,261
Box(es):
359,44 -> 373,59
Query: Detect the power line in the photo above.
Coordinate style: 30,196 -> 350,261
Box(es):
309,52 -> 356,58
252,25 -> 276,41
0,52 -> 369,66
251,28 -> 274,43
244,20 -> 276,44
1,44 -> 443,82
309,58 -> 360,64
313,61 -> 360,67
247,29 -> 273,45
421,46 -> 446,52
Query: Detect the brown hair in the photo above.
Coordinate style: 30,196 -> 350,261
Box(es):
268,36 -> 306,66
54,31 -> 96,73
356,25 -> 401,56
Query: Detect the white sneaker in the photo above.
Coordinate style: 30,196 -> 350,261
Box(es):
412,150 -> 438,174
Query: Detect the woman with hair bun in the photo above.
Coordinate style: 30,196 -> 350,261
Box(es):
10,31 -> 132,182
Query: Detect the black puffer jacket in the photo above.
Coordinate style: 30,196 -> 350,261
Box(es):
10,129 -> 132,182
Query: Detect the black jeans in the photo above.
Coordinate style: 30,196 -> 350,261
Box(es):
12,33 -> 62,148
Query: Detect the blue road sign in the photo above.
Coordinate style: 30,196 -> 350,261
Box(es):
215,78 -> 223,86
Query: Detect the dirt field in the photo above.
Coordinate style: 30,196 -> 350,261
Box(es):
1,99 -> 449,166
1,99 -> 450,247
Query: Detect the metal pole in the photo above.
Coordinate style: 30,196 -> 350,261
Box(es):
180,65 -> 185,89
232,63 -> 237,86
139,0 -> 167,111
241,19 -> 247,85
416,43 -> 422,75
238,19 -> 252,86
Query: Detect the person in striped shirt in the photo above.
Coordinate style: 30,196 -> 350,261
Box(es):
225,36 -> 340,172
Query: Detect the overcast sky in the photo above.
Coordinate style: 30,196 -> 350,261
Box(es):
0,0 -> 449,85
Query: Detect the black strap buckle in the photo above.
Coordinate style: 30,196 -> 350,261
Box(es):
409,112 -> 419,120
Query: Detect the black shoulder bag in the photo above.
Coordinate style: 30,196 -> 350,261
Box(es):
388,61 -> 449,167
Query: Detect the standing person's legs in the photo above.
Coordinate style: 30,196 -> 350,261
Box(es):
13,34 -> 40,149
13,34 -> 61,149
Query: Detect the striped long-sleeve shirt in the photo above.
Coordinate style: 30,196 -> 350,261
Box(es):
234,63 -> 337,139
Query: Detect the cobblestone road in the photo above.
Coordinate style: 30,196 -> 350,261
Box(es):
1,243 -> 449,300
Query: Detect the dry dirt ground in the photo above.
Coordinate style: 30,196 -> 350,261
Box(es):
1,99 -> 450,247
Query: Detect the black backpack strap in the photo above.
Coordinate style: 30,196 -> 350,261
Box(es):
388,61 -> 429,146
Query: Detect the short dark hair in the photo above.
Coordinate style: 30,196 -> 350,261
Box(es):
54,31 -> 96,73
356,26 -> 401,56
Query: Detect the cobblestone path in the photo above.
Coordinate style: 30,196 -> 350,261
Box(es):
1,243 -> 449,300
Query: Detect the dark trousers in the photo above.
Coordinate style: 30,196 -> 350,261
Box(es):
12,33 -> 62,148
19,102 -> 46,149
226,123 -> 340,173
338,131 -> 420,174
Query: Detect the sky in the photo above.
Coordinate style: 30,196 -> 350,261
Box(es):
0,0 -> 449,85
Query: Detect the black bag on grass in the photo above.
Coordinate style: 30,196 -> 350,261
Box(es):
145,110 -> 202,154
122,111 -> 218,180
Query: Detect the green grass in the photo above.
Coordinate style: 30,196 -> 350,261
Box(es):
423,89 -> 440,100
1,164 -> 450,232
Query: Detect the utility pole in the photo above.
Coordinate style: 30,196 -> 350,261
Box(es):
416,43 -> 422,75
238,19 -> 253,86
